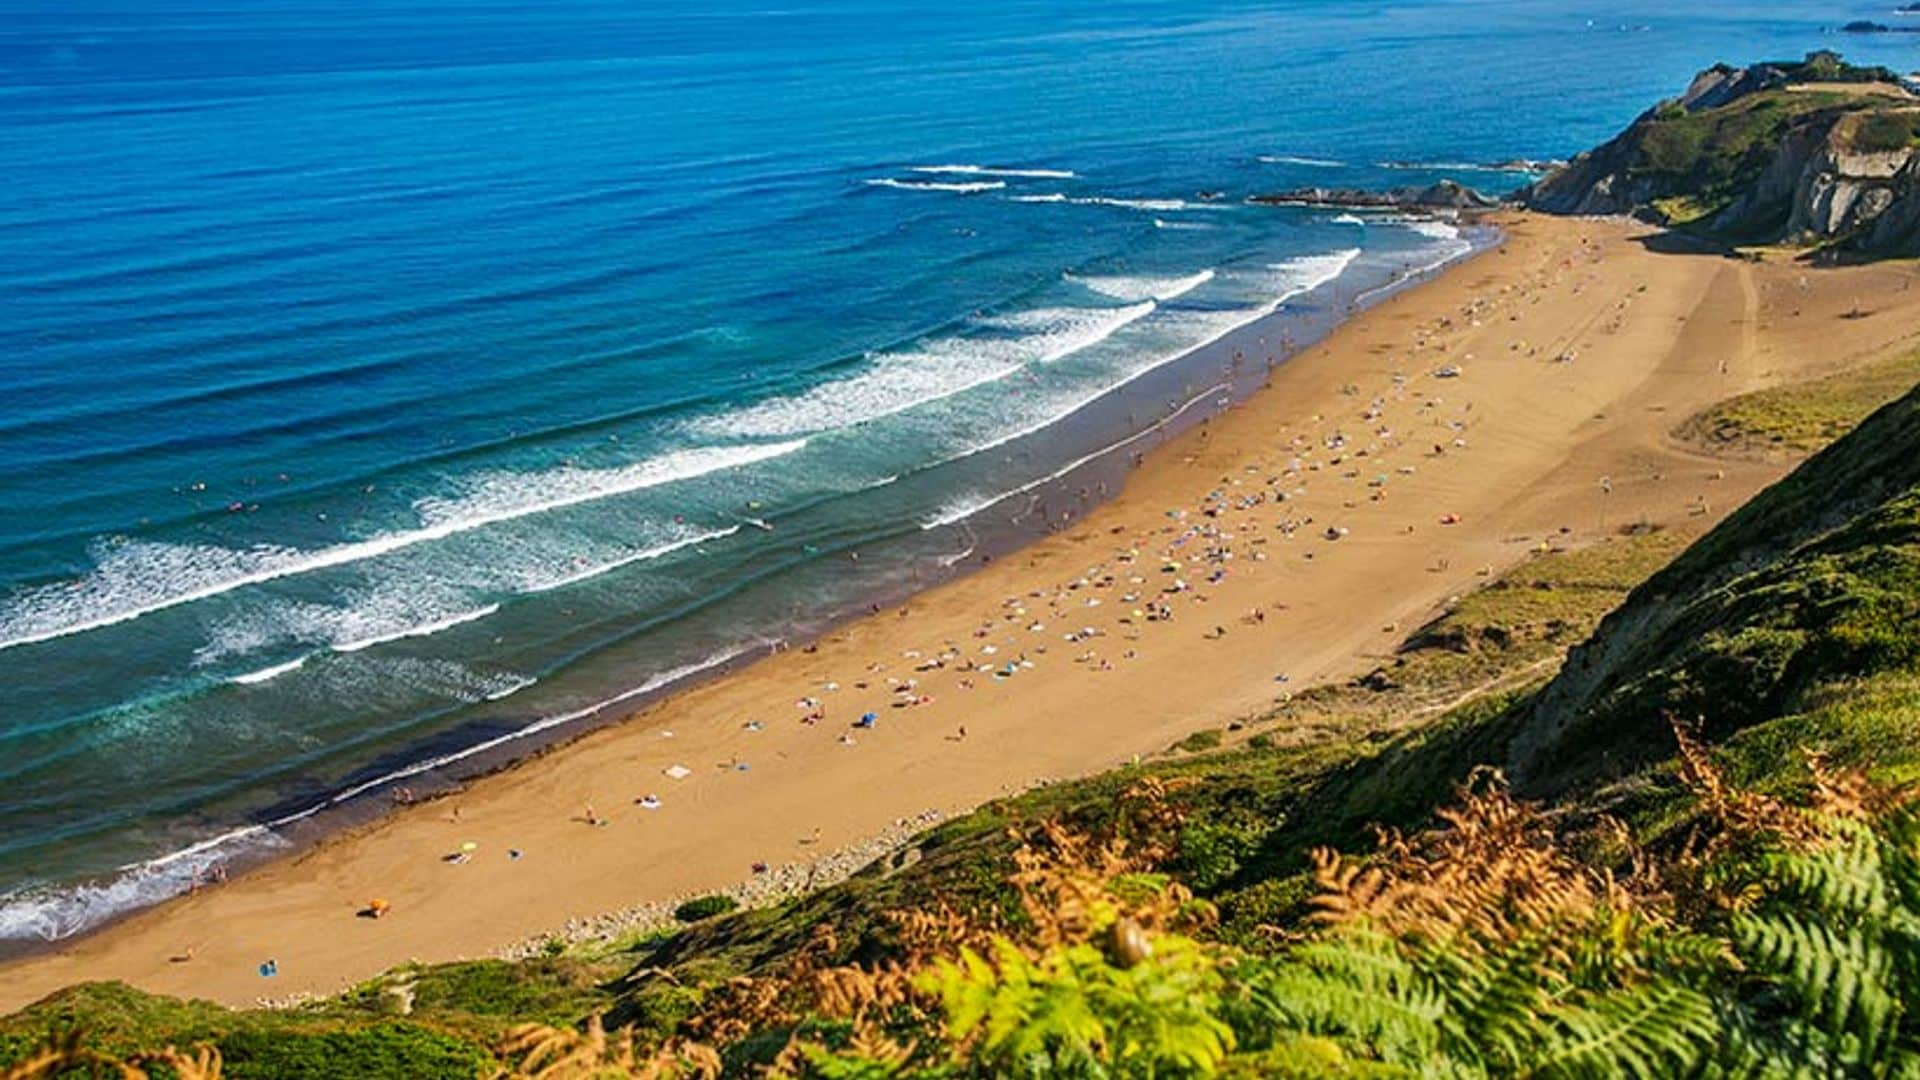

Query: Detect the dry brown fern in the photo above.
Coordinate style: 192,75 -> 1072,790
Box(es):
1673,717 -> 1824,847
656,778 -> 1205,1071
132,1044 -> 224,1080
0,1029 -> 144,1080
495,1015 -> 722,1080
1002,779 -> 1209,952
1306,769 -> 1668,975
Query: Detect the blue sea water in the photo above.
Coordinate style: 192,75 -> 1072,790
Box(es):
0,0 -> 1909,943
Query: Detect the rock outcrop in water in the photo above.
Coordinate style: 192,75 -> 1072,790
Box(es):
1250,179 -> 1498,211
1518,52 -> 1920,256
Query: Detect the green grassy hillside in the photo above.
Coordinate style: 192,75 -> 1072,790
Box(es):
1678,348 -> 1920,456
1512,378 -> 1920,798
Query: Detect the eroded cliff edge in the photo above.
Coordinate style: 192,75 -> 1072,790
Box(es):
1521,53 -> 1920,256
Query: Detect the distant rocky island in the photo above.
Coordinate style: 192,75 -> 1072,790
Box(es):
1841,20 -> 1920,34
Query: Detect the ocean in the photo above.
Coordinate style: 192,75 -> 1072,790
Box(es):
0,0 -> 1906,946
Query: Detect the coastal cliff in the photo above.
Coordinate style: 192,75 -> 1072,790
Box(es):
1522,53 -> 1920,255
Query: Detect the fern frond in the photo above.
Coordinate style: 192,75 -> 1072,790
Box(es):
1247,933 -> 1447,1064
1759,822 -> 1888,919
1531,981 -> 1718,1079
1735,910 -> 1898,1055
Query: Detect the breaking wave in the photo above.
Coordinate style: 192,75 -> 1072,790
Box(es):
864,177 -> 1005,193
1258,154 -> 1346,168
331,604 -> 500,653
909,164 -> 1075,179
228,655 -> 308,686
0,441 -> 804,652
685,301 -> 1157,439
922,247 -> 1362,526
1012,193 -> 1206,211
0,643 -> 744,944
1376,159 -> 1550,174
1068,269 -> 1215,303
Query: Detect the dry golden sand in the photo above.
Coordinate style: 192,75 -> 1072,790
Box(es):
7,213 -> 1920,1011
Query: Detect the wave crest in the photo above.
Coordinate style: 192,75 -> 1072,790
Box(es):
1258,154 -> 1346,168
0,441 -> 803,653
864,177 -> 1004,194
686,301 -> 1156,439
1068,269 -> 1215,303
909,164 -> 1075,179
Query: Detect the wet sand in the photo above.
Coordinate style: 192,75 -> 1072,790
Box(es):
7,213 -> 1919,1011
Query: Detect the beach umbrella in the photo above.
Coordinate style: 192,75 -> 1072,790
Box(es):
461,841 -> 477,853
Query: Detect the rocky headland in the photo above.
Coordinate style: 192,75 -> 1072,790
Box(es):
1519,52 -> 1920,256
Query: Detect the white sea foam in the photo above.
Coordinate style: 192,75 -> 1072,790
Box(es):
1259,154 -> 1346,168
1384,219 -> 1475,281
1152,218 -> 1214,231
229,655 -> 308,685
687,301 -> 1156,439
1265,247 -> 1365,300
979,301 -> 1155,338
910,164 -> 1075,179
1394,219 -> 1462,242
1084,196 -> 1194,211
0,441 -> 805,652
0,825 -> 288,943
1068,269 -> 1215,303
193,525 -> 736,666
925,379 -> 1234,529
483,674 -> 538,701
1353,228 -> 1480,306
321,645 -> 759,808
0,660 -> 554,942
0,629 -> 746,945
1410,240 -> 1475,275
331,603 -> 500,653
521,526 -> 742,593
1012,193 -> 1205,211
1376,160 -> 1547,173
195,584 -> 464,668
864,177 -> 1005,193
1408,240 -> 1476,275
922,248 -> 1362,488
1331,213 -> 1367,226
1079,196 -> 1194,211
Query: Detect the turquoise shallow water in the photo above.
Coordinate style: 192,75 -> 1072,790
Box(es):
0,0 -> 1908,942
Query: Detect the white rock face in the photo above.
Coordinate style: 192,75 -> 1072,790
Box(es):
1830,149 -> 1910,179
1788,144 -> 1920,241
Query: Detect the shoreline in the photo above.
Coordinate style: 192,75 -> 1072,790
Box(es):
9,211 -> 1919,1012
0,220 -> 1492,961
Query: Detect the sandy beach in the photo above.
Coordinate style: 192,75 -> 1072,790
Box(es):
8,212 -> 1920,1012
